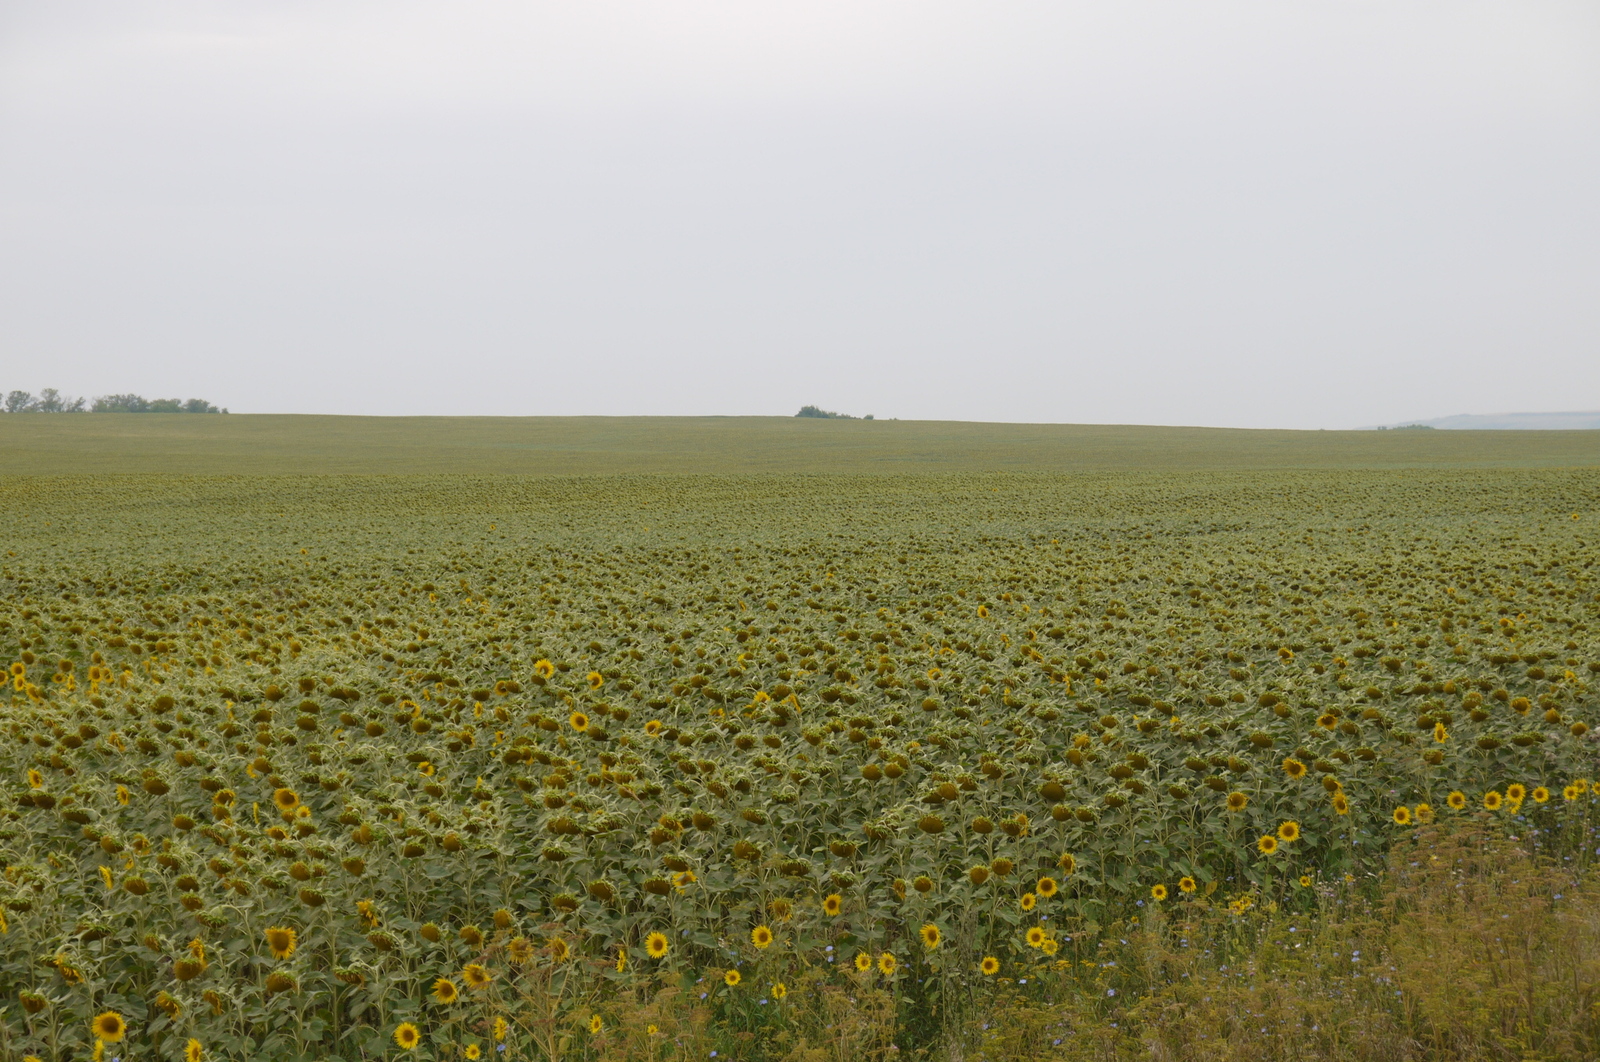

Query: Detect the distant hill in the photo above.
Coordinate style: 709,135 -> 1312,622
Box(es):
1376,411 -> 1600,431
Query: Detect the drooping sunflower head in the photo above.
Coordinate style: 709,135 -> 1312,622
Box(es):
645,932 -> 669,959
1257,835 -> 1279,855
1058,852 -> 1076,874
264,926 -> 297,960
1277,821 -> 1300,843
1226,791 -> 1248,811
92,1011 -> 127,1042
644,719 -> 662,736
1282,758 -> 1307,780
981,956 -> 1000,975
533,659 -> 555,679
462,964 -> 492,988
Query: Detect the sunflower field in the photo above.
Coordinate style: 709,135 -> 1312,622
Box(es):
2,471 -> 1598,1061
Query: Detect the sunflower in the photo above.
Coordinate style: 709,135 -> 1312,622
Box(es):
1414,802 -> 1435,824
1226,791 -> 1248,811
272,788 -> 299,812
1564,784 -> 1581,801
1299,874 -> 1313,888
493,1016 -> 508,1040
116,785 -> 129,806
462,964 -> 492,989
185,1039 -> 202,1062
1257,835 -> 1279,855
724,968 -> 741,987
920,923 -> 942,949
644,719 -> 662,736
589,1014 -> 603,1033
1282,758 -> 1307,780
394,1022 -> 421,1050
615,949 -> 627,972
1277,821 -> 1300,842
751,925 -> 773,949
1447,790 -> 1467,810
1037,876 -> 1058,898
1019,892 -> 1037,912
1025,926 -> 1046,947
645,932 -> 669,959
465,1046 -> 482,1060
26,768 -> 42,789
1532,787 -> 1550,804
980,956 -> 1000,975
587,671 -> 605,690
264,926 -> 298,960
878,952 -> 897,975
533,659 -> 555,679
92,1012 -> 127,1043
1433,721 -> 1448,743
1178,876 -> 1197,894
1058,852 -> 1076,874
822,893 -> 843,916
1506,783 -> 1527,803
432,978 -> 459,1004
1392,806 -> 1412,826
772,982 -> 788,999
569,712 -> 589,732
1483,790 -> 1503,811
549,937 -> 570,962
1150,883 -> 1168,901
854,951 -> 873,971
1330,791 -> 1350,815
1041,938 -> 1060,956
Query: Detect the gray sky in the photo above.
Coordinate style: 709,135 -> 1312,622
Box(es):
2,2 -> 1598,427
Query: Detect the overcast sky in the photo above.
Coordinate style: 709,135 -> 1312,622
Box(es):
2,2 -> 1597,427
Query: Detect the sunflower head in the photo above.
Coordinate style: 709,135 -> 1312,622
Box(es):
1058,852 -> 1077,874
1433,722 -> 1448,742
184,1039 -> 203,1062
533,659 -> 555,679
1227,791 -> 1248,811
1414,803 -> 1435,824
264,926 -> 298,960
1151,884 -> 1168,901
433,978 -> 459,1004
854,951 -> 873,971
1484,791 -> 1503,810
569,712 -> 589,732
1178,876 -> 1197,893
645,932 -> 669,959
92,1011 -> 127,1042
1506,783 -> 1527,802
1020,892 -> 1037,912
589,1013 -> 603,1034
462,964 -> 492,989
1036,876 -> 1058,898
587,671 -> 604,690
1392,806 -> 1412,825
981,956 -> 1000,975
723,968 -> 741,987
1277,821 -> 1300,842
1299,875 -> 1313,888
1447,790 -> 1467,810
1257,835 -> 1279,855
272,788 -> 299,812
772,982 -> 787,999
1532,787 -> 1550,804
878,951 -> 897,975
751,925 -> 773,949
1025,926 -> 1045,947
919,923 -> 941,949
1332,792 -> 1351,815
394,1022 -> 421,1050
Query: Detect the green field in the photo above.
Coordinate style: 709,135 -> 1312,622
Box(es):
2,419 -> 1599,1061
2,413 -> 1599,474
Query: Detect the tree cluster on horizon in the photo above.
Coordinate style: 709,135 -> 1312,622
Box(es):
795,404 -> 873,420
3,389 -> 226,414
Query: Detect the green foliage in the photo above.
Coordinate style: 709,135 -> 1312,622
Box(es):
1,390 -> 225,413
0,470 -> 1596,1060
795,406 -> 871,420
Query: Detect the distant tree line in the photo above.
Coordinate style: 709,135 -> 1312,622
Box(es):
2,389 -> 226,414
795,405 -> 873,420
